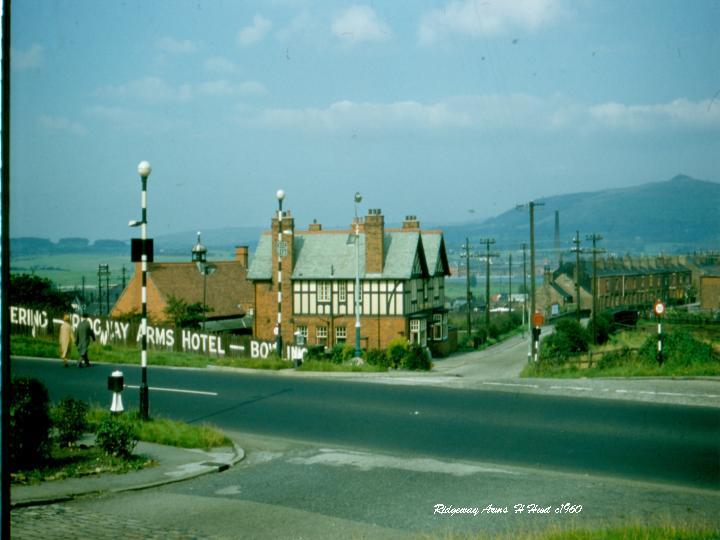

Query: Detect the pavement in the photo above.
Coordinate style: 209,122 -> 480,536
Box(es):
11,331 -> 719,511
11,437 -> 244,509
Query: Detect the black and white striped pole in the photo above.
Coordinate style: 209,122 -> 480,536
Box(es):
276,189 -> 285,358
654,300 -> 665,365
130,160 -> 152,420
354,192 -> 362,359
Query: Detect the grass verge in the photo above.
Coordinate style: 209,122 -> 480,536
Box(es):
12,408 -> 231,485
297,360 -> 387,372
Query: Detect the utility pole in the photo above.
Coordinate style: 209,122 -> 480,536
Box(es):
586,233 -> 605,343
463,237 -> 472,339
122,265 -> 127,291
571,231 -> 583,322
522,243 -> 528,334
508,252 -> 513,314
478,238 -> 498,331
518,202 -> 543,362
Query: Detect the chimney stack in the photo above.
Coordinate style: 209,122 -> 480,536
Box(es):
402,215 -> 420,230
365,209 -> 385,274
235,245 -> 249,267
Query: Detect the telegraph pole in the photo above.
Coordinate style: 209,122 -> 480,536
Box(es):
586,233 -> 605,343
508,252 -> 513,314
461,238 -> 473,339
518,202 -> 543,362
522,243 -> 528,329
478,238 -> 498,331
571,231 -> 582,322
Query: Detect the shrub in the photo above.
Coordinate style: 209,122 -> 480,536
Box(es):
401,344 -> 432,371
590,311 -> 613,345
329,343 -> 355,364
638,330 -> 718,366
365,349 -> 390,368
52,397 -> 89,447
10,377 -> 52,471
95,414 -> 138,458
386,337 -> 409,369
306,345 -> 325,361
542,319 -> 590,360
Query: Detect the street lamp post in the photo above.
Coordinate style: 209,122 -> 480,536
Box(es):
276,189 -> 285,358
354,192 -> 362,359
130,160 -> 151,420
191,232 -> 212,331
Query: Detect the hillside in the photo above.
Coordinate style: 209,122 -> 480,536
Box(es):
442,175 -> 720,254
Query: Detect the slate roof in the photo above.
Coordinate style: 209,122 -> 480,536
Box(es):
248,229 -> 450,281
148,261 -> 253,317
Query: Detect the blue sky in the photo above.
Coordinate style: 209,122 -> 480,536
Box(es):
10,0 -> 720,241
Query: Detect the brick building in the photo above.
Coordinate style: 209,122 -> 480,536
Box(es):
111,246 -> 254,329
248,208 -> 452,355
537,254 -> 693,316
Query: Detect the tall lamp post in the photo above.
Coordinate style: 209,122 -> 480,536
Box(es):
276,189 -> 285,358
354,192 -> 363,359
129,160 -> 151,420
191,232 -> 214,331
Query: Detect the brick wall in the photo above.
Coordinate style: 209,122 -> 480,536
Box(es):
365,209 -> 384,274
700,276 -> 720,310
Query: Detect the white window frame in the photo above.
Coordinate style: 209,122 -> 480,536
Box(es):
318,281 -> 331,302
335,326 -> 347,342
338,281 -> 347,303
316,325 -> 328,345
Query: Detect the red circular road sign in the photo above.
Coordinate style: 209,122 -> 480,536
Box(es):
532,312 -> 545,327
654,300 -> 666,317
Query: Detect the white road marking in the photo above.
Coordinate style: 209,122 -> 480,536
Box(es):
550,386 -> 593,391
125,385 -> 217,396
289,449 -> 518,477
482,382 -> 539,389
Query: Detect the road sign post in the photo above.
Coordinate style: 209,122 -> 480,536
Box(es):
654,300 -> 665,365
531,312 -> 544,363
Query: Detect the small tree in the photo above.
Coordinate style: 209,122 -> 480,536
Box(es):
52,397 -> 89,447
95,414 -> 139,458
386,337 -> 409,369
164,295 -> 210,329
9,274 -> 73,312
542,319 -> 590,360
10,377 -> 52,470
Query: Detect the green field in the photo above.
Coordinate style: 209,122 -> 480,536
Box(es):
10,250 -> 237,289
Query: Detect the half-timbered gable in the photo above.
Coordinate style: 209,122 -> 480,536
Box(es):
248,208 -> 452,354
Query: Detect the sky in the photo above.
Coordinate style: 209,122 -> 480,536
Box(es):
9,0 -> 720,242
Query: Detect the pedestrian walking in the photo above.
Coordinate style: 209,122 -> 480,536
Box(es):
58,314 -> 75,367
76,314 -> 95,368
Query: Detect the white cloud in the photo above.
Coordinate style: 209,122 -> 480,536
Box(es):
204,56 -> 238,74
99,77 -> 193,103
589,98 -> 720,131
332,5 -> 391,44
418,0 -> 563,44
155,37 -> 199,54
197,80 -> 267,97
38,115 -> 86,136
237,15 -> 273,46
246,95 -> 720,135
12,43 -> 44,70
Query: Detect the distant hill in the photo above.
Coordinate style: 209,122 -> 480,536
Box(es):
441,174 -> 720,255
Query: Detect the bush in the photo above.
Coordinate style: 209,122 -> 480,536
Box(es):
401,344 -> 432,371
590,311 -> 613,345
386,337 -> 409,369
638,330 -> 718,366
52,397 -> 89,447
329,343 -> 355,364
542,319 -> 590,360
95,414 -> 138,458
10,377 -> 52,471
365,349 -> 390,369
306,345 -> 325,361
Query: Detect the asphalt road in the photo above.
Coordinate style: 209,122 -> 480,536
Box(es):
12,357 -> 719,491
